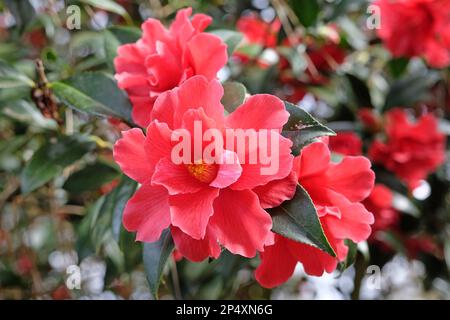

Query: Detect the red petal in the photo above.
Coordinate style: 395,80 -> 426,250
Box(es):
226,94 -> 289,130
252,171 -> 297,208
123,184 -> 170,243
151,157 -> 205,195
255,235 -> 298,288
113,128 -> 152,184
171,226 -> 221,262
209,189 -> 272,257
169,188 -> 220,239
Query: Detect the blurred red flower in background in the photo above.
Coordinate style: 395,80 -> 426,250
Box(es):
255,142 -> 375,288
369,108 -> 446,189
329,132 -> 363,156
363,184 -> 399,236
375,0 -> 450,68
237,14 -> 281,48
114,8 -> 227,127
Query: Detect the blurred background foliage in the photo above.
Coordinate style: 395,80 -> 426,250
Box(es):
0,0 -> 449,299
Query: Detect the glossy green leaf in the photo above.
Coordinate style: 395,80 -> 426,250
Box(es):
388,57 -> 409,78
210,29 -> 243,57
80,0 -> 128,18
5,0 -> 36,31
78,175 -> 137,269
0,60 -> 34,88
271,184 -> 336,257
103,30 -> 121,71
383,73 -> 440,110
143,229 -> 174,299
63,161 -> 119,194
108,26 -> 141,44
283,101 -> 335,155
221,81 -> 247,113
21,135 -> 96,193
289,0 -> 319,27
51,72 -> 133,123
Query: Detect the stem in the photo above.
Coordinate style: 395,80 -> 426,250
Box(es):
170,259 -> 182,300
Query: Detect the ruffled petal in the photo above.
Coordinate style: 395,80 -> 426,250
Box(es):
252,171 -> 297,209
171,226 -> 221,262
113,128 -> 152,184
226,94 -> 289,131
209,189 -> 272,257
186,33 -> 228,79
255,235 -> 298,288
151,157 -> 205,195
169,188 -> 220,239
123,184 -> 170,243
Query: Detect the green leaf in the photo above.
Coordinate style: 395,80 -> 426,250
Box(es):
388,57 -> 409,78
289,0 -> 319,27
63,161 -> 119,194
391,191 -> 420,218
271,184 -> 336,257
1,100 -> 57,129
210,29 -> 243,57
0,60 -> 34,88
77,175 -> 137,268
108,26 -> 141,44
103,30 -> 122,71
345,73 -> 372,108
338,16 -> 367,50
282,101 -> 335,155
383,73 -> 440,111
5,0 -> 36,31
143,229 -> 174,299
221,81 -> 246,113
21,135 -> 96,193
51,72 -> 132,123
339,239 -> 357,271
80,0 -> 129,18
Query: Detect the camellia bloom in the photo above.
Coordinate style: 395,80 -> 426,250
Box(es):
255,142 -> 375,288
363,184 -> 399,236
375,0 -> 450,68
114,8 -> 227,127
237,14 -> 281,48
113,76 -> 296,261
369,108 -> 446,190
329,132 -> 362,156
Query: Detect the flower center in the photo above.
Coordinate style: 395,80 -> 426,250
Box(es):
186,162 -> 218,184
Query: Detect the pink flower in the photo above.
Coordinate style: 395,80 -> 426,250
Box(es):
114,8 -> 228,127
113,76 -> 296,260
255,142 -> 375,288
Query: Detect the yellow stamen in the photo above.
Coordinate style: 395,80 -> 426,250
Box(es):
186,162 -> 218,183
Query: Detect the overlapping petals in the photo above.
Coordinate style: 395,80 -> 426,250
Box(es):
114,75 -> 295,261
114,7 -> 227,127
375,0 -> 450,68
255,141 -> 375,288
369,108 -> 446,189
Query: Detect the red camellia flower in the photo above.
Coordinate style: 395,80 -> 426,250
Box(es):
114,8 -> 227,127
375,0 -> 450,68
113,76 -> 296,261
255,142 -> 375,288
237,13 -> 281,48
369,108 -> 446,190
329,132 -> 363,156
363,184 -> 399,236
